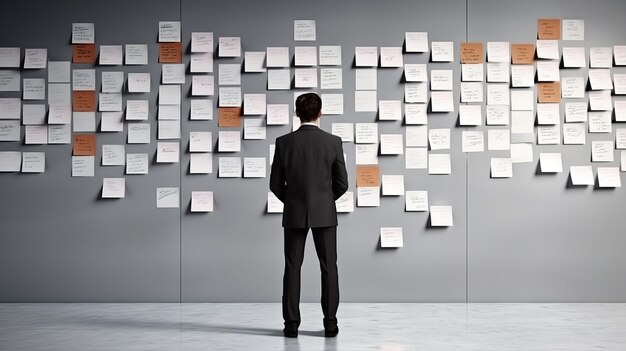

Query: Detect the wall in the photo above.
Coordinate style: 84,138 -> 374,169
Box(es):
0,0 -> 623,302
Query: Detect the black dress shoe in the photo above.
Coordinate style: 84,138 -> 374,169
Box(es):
324,326 -> 339,337
283,328 -> 298,338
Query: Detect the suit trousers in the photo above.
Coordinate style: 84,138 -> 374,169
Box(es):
282,226 -> 339,330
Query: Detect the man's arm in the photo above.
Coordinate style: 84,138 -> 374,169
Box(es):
269,140 -> 286,202
332,138 -> 349,200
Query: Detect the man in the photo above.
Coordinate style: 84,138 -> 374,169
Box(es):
270,92 -> 349,338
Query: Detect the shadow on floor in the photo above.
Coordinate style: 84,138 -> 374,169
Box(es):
66,316 -> 325,337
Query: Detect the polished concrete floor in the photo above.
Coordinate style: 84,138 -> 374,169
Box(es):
1,303 -> 626,350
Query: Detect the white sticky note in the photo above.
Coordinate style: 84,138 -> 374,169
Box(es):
191,191 -> 214,212
190,153 -> 212,174
487,129 -> 511,151
563,123 -> 586,145
431,91 -> 454,112
355,123 -> 378,144
431,41 -> 454,62
536,40 -> 559,59
430,206 -> 453,226
219,157 -> 242,178
48,61 -> 70,83
128,73 -> 151,93
23,48 -> 47,69
382,175 -> 404,196
569,166 -> 594,185
218,131 -> 241,152
267,69 -> 291,90
357,187 -> 380,207
405,191 -> 428,211
405,103 -> 427,125
462,131 -> 484,152
380,227 -> 403,248
405,32 -> 428,53
428,153 -> 451,175
380,47 -> 403,67
243,157 -> 266,178
320,68 -> 342,89
380,134 -> 403,155
597,167 -> 621,187
244,51 -> 266,72
294,20 -> 316,41
355,47 -> 378,67
562,19 -> 584,41
218,37 -> 241,57
191,32 -> 214,53
562,47 -> 586,68
487,42 -> 510,62
405,147 -> 427,169
461,82 -> 484,103
71,156 -> 94,177
72,23 -> 94,43
295,68 -> 317,88
156,142 -> 180,163
102,178 -> 125,198
102,144 -> 125,166
47,125 -> 71,144
156,187 -> 179,208
431,69 -> 454,90
355,68 -> 377,90
335,192 -> 354,213
510,143 -> 533,163
125,44 -> 148,65
190,99 -> 213,120
491,158 -> 513,178
459,105 -> 482,126
332,123 -> 354,142
21,152 -> 45,173
355,90 -> 377,112
592,140 -> 614,162
158,21 -> 181,42
126,153 -> 149,175
267,192 -> 284,213
590,47 -> 612,68
428,128 -> 450,150
319,46 -> 342,66
101,112 -> 124,132
539,153 -> 563,173
99,45 -> 123,65
294,46 -> 317,66
462,63 -> 484,82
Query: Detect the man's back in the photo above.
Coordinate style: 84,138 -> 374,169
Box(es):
270,124 -> 348,228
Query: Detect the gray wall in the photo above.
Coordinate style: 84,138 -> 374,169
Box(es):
0,0 -> 623,302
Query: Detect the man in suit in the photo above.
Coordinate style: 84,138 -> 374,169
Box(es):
270,93 -> 349,338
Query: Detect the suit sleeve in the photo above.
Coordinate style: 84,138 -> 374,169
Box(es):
332,138 -> 349,200
269,140 -> 286,203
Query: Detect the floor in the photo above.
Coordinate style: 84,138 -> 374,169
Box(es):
1,303 -> 625,350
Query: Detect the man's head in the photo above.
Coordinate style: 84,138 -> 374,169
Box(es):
295,93 -> 322,123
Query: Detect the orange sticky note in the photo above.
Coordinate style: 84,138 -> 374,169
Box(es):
537,82 -> 561,103
72,91 -> 96,112
72,44 -> 97,64
511,44 -> 535,64
537,18 -> 561,39
356,165 -> 380,187
218,107 -> 241,127
460,42 -> 483,64
73,133 -> 96,156
159,43 -> 182,63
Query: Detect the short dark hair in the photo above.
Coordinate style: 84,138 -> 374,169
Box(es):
295,93 -> 322,122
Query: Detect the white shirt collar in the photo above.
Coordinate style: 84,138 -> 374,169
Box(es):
301,122 -> 319,127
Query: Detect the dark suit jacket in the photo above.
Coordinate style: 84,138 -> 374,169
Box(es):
270,124 -> 349,228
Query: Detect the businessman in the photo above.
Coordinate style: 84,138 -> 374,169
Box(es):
270,93 -> 349,338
